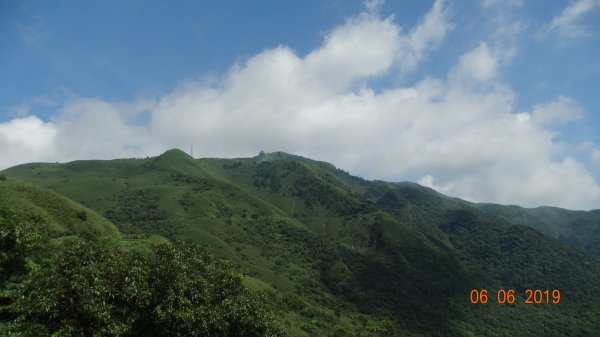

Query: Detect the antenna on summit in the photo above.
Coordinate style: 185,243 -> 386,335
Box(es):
190,143 -> 194,158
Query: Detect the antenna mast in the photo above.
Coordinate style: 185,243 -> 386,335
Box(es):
190,143 -> 194,158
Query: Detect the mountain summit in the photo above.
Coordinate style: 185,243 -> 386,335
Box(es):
3,151 -> 600,336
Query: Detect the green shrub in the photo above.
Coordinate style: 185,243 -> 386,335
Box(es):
75,210 -> 88,221
4,241 -> 283,337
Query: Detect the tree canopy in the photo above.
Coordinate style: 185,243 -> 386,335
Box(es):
0,209 -> 282,337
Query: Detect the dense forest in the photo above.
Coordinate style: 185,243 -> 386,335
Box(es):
2,149 -> 600,336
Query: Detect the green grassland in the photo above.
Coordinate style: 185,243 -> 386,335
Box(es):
3,149 -> 600,336
0,174 -> 120,242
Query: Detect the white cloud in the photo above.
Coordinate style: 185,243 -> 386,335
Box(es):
399,0 -> 454,72
0,116 -> 58,168
2,1 -> 599,210
52,98 -> 151,160
303,13 -> 401,91
543,0 -> 600,38
450,42 -> 499,84
531,95 -> 583,125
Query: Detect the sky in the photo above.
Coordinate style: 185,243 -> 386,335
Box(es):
1,0 -> 600,210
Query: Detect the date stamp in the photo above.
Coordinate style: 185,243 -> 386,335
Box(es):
469,289 -> 561,305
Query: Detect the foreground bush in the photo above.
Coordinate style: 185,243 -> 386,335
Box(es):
3,240 -> 282,337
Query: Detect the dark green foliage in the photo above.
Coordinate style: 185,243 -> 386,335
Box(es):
235,216 -> 465,335
179,192 -> 193,211
171,173 -> 213,191
0,175 -> 7,182
106,189 -> 164,221
562,210 -> 600,256
346,314 -> 402,337
75,210 -> 88,221
375,190 -> 404,211
0,208 -> 42,286
253,162 -> 282,192
290,172 -> 375,215
0,208 -> 43,334
223,161 -> 243,170
443,212 -> 600,301
4,241 -> 283,337
116,221 -> 181,240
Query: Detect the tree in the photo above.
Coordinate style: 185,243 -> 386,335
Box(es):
5,241 -> 283,337
0,208 -> 42,286
0,208 -> 43,335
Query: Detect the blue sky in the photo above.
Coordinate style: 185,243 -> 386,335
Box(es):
1,0 -> 600,209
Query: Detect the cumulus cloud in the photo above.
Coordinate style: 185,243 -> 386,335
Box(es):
542,0 -> 600,38
450,42 -> 499,84
0,116 -> 58,168
2,1 -> 599,210
530,95 -> 583,125
51,98 -> 151,160
303,13 -> 401,90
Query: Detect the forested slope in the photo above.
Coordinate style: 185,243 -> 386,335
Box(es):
4,150 -> 600,336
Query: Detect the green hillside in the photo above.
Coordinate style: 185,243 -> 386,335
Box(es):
3,150 -> 600,336
0,174 -> 282,336
0,174 -> 120,242
357,179 -> 600,258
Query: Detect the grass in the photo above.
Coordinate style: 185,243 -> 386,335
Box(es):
0,175 -> 120,240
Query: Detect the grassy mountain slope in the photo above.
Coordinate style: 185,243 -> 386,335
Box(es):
0,174 -> 120,242
4,150 -> 600,336
0,174 -> 282,336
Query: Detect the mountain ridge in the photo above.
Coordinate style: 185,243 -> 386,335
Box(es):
3,149 -> 600,336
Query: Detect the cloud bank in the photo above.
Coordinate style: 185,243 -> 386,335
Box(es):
2,0 -> 599,210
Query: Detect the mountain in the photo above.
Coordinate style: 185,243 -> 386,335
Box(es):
0,173 -> 281,336
3,150 -> 600,336
0,174 -> 120,242
358,179 -> 600,258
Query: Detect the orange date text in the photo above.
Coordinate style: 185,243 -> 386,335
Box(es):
469,289 -> 560,305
